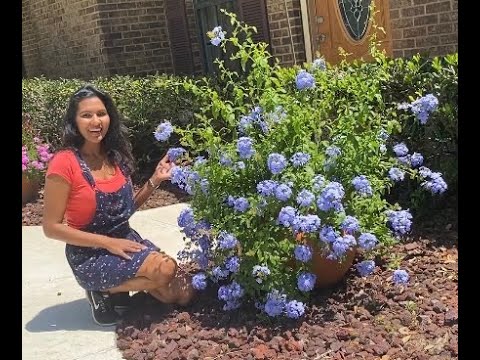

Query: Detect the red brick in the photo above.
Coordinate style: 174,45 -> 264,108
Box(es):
401,6 -> 425,17
403,26 -> 427,38
413,14 -> 439,26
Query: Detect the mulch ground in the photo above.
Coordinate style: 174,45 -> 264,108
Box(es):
23,185 -> 457,360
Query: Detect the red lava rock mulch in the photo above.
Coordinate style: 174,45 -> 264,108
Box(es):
116,234 -> 458,360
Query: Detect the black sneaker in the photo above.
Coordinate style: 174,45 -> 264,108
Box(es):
85,290 -> 118,326
111,292 -> 131,315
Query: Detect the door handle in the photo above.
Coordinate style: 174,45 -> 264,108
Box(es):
317,34 -> 326,43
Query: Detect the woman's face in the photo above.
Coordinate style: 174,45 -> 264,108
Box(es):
75,96 -> 110,144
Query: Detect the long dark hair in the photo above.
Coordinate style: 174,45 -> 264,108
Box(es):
61,84 -> 135,175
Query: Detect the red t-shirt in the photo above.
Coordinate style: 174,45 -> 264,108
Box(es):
46,150 -> 128,229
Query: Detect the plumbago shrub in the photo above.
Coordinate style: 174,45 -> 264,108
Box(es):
161,11 -> 448,318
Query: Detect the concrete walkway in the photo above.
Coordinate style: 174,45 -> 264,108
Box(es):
22,203 -> 189,360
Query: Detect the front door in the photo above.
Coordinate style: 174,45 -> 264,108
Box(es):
308,0 -> 392,65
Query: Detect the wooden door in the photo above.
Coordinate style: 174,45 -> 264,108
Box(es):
308,0 -> 392,65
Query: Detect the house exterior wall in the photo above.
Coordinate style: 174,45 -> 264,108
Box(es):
22,0 -> 458,78
389,0 -> 458,57
22,0 -> 107,79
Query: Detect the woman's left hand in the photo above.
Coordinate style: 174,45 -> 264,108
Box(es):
151,155 -> 175,185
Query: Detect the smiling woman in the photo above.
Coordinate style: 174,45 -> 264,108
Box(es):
41,84 -> 195,327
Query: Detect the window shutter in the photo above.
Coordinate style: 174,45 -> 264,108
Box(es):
166,0 -> 194,75
236,0 -> 270,45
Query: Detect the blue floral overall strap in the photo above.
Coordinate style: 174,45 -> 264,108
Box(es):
73,149 -> 135,238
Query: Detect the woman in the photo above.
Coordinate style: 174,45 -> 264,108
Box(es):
43,84 -> 194,326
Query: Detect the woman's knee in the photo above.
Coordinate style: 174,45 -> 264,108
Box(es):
138,252 -> 178,284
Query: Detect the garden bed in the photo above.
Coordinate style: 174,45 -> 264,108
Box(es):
116,229 -> 457,360
22,179 -> 457,360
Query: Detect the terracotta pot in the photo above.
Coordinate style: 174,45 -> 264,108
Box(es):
22,174 -> 40,204
296,233 -> 355,288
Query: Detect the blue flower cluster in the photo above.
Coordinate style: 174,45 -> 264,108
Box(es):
252,265 -> 271,284
153,121 -> 173,142
297,272 -> 316,292
419,168 -> 448,194
312,58 -> 326,71
386,210 -> 413,236
237,137 -> 255,159
356,260 -> 375,277
238,106 -> 270,134
295,70 -> 315,90
296,189 -> 315,207
192,273 -> 207,290
218,231 -> 238,250
316,182 -> 345,212
392,269 -> 409,284
267,153 -> 287,174
290,152 -> 311,167
341,215 -> 360,234
352,175 -> 373,196
389,167 -> 405,182
294,244 -> 313,262
358,233 -> 378,250
399,93 -> 439,124
167,147 -> 186,161
218,281 -> 244,310
209,26 -> 225,46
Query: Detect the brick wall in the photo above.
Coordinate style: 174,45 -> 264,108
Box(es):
389,0 -> 458,58
98,0 -> 172,76
265,0 -> 306,66
22,0 -> 107,79
22,0 -> 173,78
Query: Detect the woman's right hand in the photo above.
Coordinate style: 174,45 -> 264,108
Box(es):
104,238 -> 148,260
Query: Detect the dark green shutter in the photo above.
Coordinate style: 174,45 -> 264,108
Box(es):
236,0 -> 270,45
166,0 -> 194,75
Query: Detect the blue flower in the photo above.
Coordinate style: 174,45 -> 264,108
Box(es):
317,181 -> 345,212
167,147 -> 186,162
218,281 -> 244,302
219,153 -> 232,166
296,70 -> 315,90
209,26 -> 225,46
290,152 -> 311,167
358,233 -> 378,250
257,180 -> 278,196
212,266 -> 229,281
312,58 -> 326,71
389,167 -> 405,182
410,152 -> 424,168
387,210 -> 413,236
296,189 -> 315,207
292,214 -> 321,233
267,153 -> 287,174
393,269 -> 410,284
356,260 -> 376,277
192,273 -> 207,290
312,174 -> 326,191
237,137 -> 255,159
326,145 -> 341,158
285,300 -> 306,319
393,143 -> 409,157
352,175 -> 373,196
233,197 -> 249,212
252,265 -> 271,283
418,166 -> 433,178
341,215 -> 360,234
274,184 -> 292,201
238,115 -> 254,134
264,290 -> 287,317
410,94 -> 439,124
294,245 -> 313,263
171,166 -> 187,188
297,272 -> 316,292
218,231 -> 238,250
421,172 -> 448,194
153,121 -> 173,141
177,207 -> 194,228
225,256 -> 240,273
319,225 -> 339,244
277,206 -> 297,227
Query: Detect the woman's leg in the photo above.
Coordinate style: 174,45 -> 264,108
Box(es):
107,251 -> 195,304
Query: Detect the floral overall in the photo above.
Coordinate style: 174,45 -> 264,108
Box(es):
65,150 -> 159,291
